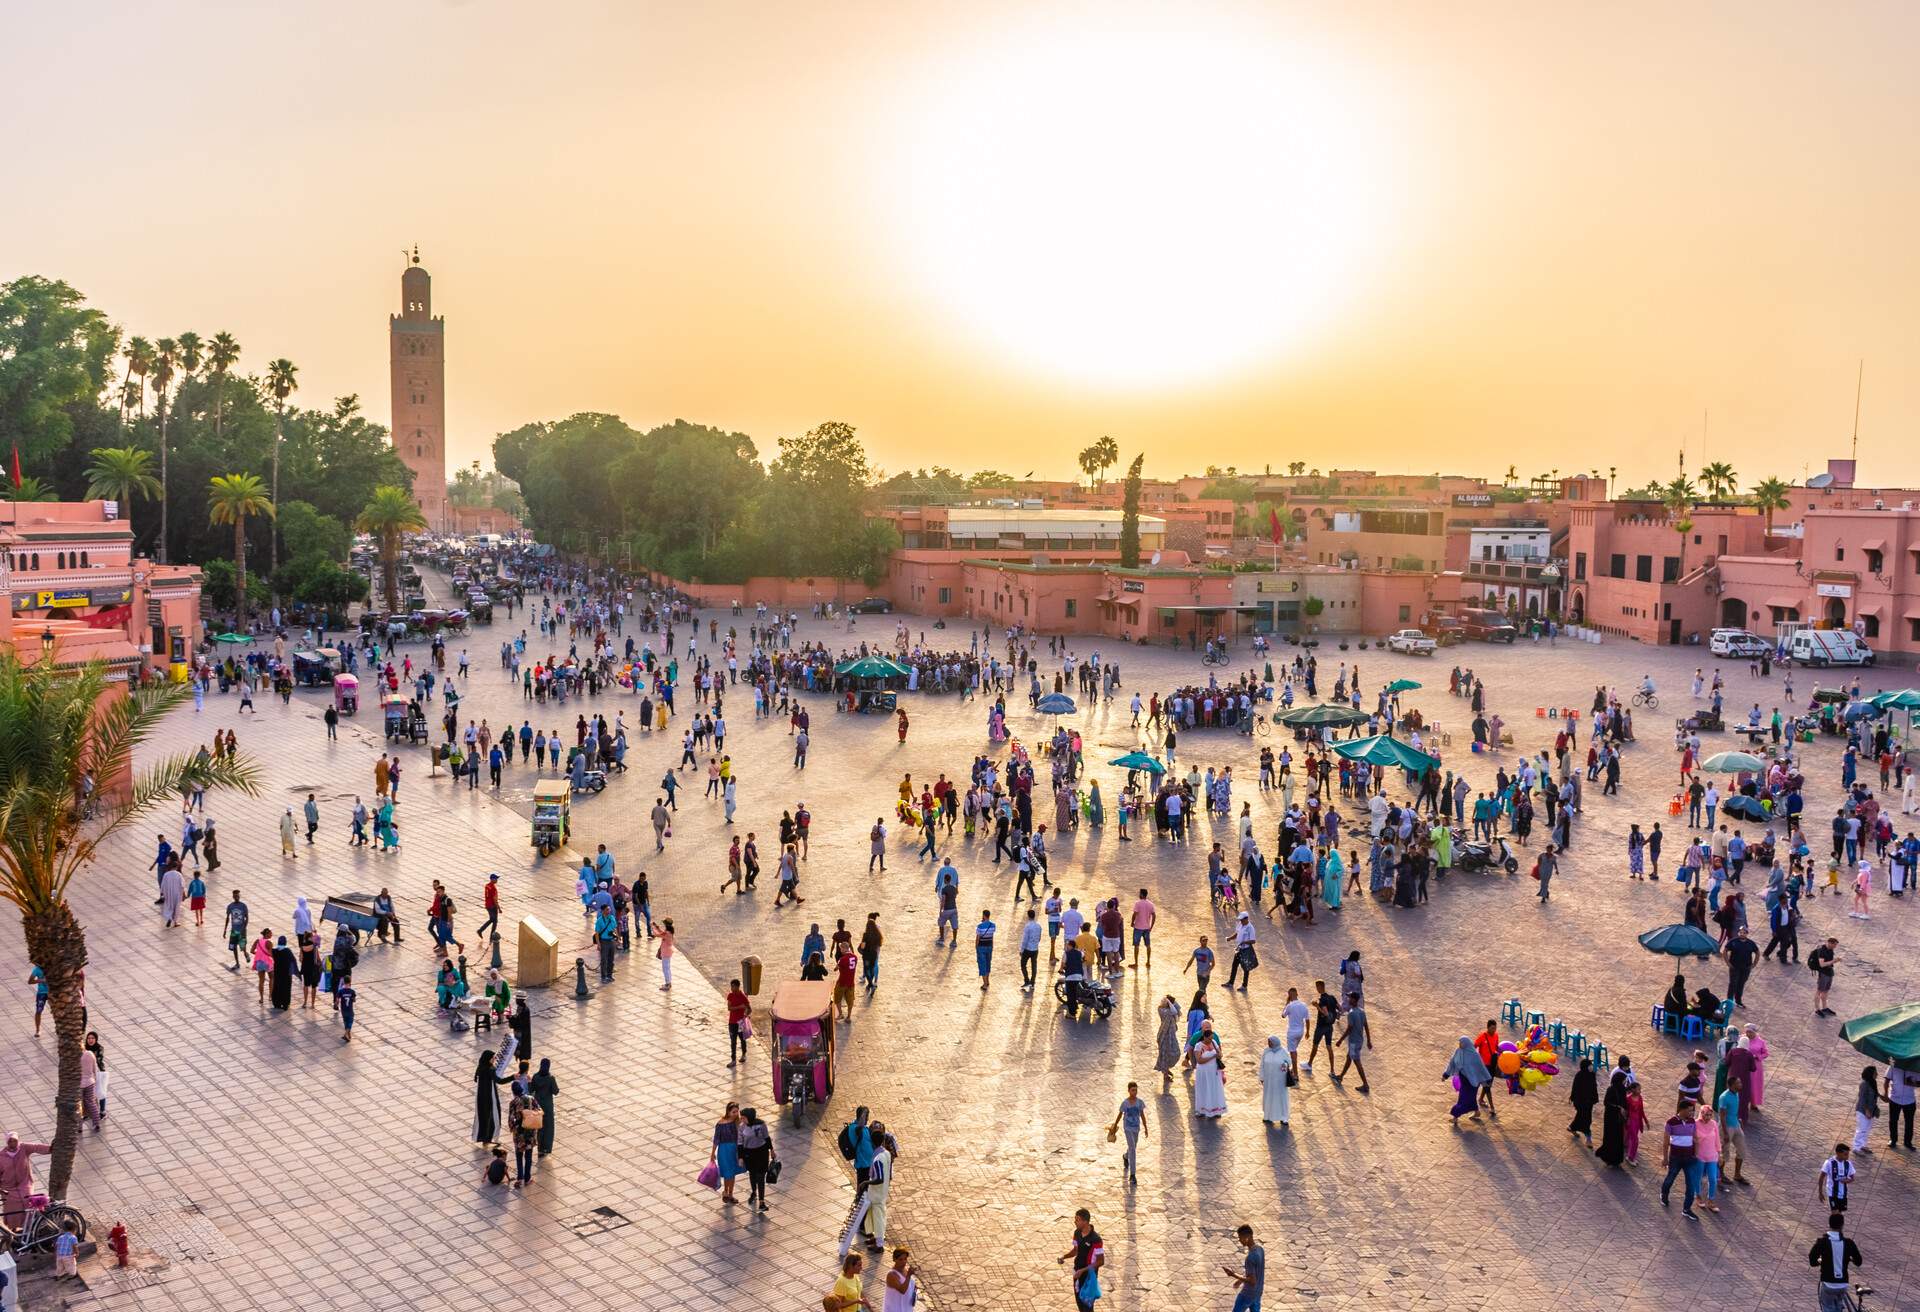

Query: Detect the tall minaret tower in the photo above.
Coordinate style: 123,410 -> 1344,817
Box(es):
389,247 -> 448,532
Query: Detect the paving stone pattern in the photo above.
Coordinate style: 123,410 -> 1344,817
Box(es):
5,580 -> 1919,1310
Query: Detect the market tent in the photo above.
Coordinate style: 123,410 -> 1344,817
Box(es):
1332,734 -> 1440,773
1274,703 -> 1369,728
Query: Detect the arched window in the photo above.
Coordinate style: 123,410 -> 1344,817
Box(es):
81,551 -> 89,567
30,554 -> 39,570
56,552 -> 65,569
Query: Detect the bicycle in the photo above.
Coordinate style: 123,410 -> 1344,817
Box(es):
1,1193 -> 88,1257
1839,1284 -> 1874,1311
1631,691 -> 1659,710
1201,649 -> 1227,667
1237,716 -> 1270,738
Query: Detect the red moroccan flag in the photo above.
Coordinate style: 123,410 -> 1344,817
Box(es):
1268,508 -> 1282,544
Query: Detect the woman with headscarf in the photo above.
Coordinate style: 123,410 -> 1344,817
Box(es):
738,1107 -> 775,1212
158,862 -> 185,928
1154,996 -> 1182,1083
1743,1023 -> 1770,1109
1258,1036 -> 1292,1128
1086,780 -> 1104,828
1442,1037 -> 1490,1125
1320,847 -> 1344,911
473,1050 -> 512,1145
1662,973 -> 1688,1019
1567,1058 -> 1599,1145
529,1058 -> 558,1156
298,934 -> 322,1009
1594,1070 -> 1629,1167
292,896 -> 314,938
269,935 -> 296,1010
510,997 -> 533,1063
1191,1025 -> 1227,1118
203,817 -> 220,872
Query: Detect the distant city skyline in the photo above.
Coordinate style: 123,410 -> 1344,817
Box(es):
4,3 -> 1916,488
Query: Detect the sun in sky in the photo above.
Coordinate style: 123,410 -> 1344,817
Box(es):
884,12 -> 1399,391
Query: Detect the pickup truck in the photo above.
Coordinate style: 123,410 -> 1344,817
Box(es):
1421,617 -> 1468,647
1386,628 -> 1438,656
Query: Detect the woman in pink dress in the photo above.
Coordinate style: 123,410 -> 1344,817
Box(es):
1742,1023 -> 1770,1110
1852,861 -> 1873,919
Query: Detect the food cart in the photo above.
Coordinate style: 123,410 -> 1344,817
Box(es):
532,780 -> 570,856
333,672 -> 360,715
770,980 -> 836,1123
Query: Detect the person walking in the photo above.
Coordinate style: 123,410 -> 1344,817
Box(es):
727,978 -> 751,1066
1155,995 -> 1183,1083
656,918 -> 675,990
1334,994 -> 1372,1093
1885,1063 -> 1919,1150
1810,936 -> 1839,1016
1567,1058 -> 1598,1144
739,1107 -> 775,1212
1057,1208 -> 1105,1312
1224,1224 -> 1265,1312
1660,1099 -> 1702,1220
974,910 -> 996,990
1258,1036 -> 1292,1129
1809,1212 -> 1864,1312
709,1102 -> 741,1204
1109,1083 -> 1148,1183
862,1124 -> 893,1252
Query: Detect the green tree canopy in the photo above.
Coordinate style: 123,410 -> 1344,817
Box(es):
0,277 -> 119,467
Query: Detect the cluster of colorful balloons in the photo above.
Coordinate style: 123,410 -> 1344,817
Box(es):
1493,1025 -> 1561,1094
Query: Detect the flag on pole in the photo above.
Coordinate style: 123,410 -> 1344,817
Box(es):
1268,508 -> 1282,544
9,445 -> 19,488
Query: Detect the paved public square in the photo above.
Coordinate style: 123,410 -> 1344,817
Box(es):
8,582 -> 1920,1311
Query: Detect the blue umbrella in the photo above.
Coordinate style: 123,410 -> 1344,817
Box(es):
1035,693 -> 1077,715
1108,751 -> 1166,774
1844,701 -> 1880,724
1637,923 -> 1719,959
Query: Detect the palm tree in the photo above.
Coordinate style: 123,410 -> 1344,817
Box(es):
356,486 -> 428,612
1092,434 -> 1120,487
3,476 -> 54,502
265,359 -> 298,583
1662,476 -> 1696,513
174,332 -> 203,425
117,337 -> 152,427
149,340 -> 178,563
205,332 -> 240,438
1700,461 -> 1737,501
1287,461 -> 1306,477
84,448 -> 161,542
0,651 -> 257,1199
207,473 -> 274,627
1077,444 -> 1102,490
1750,476 -> 1792,536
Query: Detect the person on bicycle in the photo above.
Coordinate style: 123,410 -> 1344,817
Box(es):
1808,1211 -> 1863,1310
1640,674 -> 1657,700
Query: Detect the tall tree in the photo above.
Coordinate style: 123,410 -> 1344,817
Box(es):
149,339 -> 178,561
117,336 -> 151,427
3,476 -> 53,502
0,653 -> 256,1199
356,485 -> 428,612
205,331 -> 240,438
207,473 -> 274,627
1119,453 -> 1144,568
1077,444 -> 1102,490
1750,476 -> 1791,535
84,447 -> 161,539
1093,434 -> 1120,486
265,358 -> 298,583
0,276 -> 119,469
1700,461 -> 1737,501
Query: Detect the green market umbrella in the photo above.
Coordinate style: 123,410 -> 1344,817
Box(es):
212,632 -> 253,644
1383,678 -> 1422,694
1274,703 -> 1369,728
835,657 -> 902,679
1035,693 -> 1077,715
1841,1003 -> 1920,1073
1868,689 -> 1920,710
1637,923 -> 1719,959
1698,751 -> 1767,773
1108,751 -> 1166,774
1332,733 -> 1440,773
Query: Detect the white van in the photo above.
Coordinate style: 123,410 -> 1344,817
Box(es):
1786,627 -> 1874,667
1709,629 -> 1769,658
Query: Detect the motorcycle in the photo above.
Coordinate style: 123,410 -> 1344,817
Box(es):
1450,827 -> 1519,873
1054,976 -> 1115,1020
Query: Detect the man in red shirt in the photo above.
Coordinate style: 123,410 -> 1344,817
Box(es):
726,978 -> 751,1067
476,873 -> 501,950
833,949 -> 858,1021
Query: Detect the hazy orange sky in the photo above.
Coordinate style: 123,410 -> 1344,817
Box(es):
6,2 -> 1918,487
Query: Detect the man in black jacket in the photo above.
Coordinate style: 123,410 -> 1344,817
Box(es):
1808,1212 -> 1863,1311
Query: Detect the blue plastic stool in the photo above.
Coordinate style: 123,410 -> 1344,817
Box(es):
1649,1004 -> 1666,1031
1679,1014 -> 1705,1042
1548,1019 -> 1568,1050
1500,998 -> 1523,1025
1662,1009 -> 1682,1036
1590,1041 -> 1609,1069
1524,1009 -> 1547,1033
1566,1031 -> 1588,1059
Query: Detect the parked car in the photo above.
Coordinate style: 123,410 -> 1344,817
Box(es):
1386,628 -> 1438,656
848,596 -> 893,615
1457,608 -> 1519,643
1786,627 -> 1874,667
1421,617 -> 1468,646
1708,628 -> 1770,658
